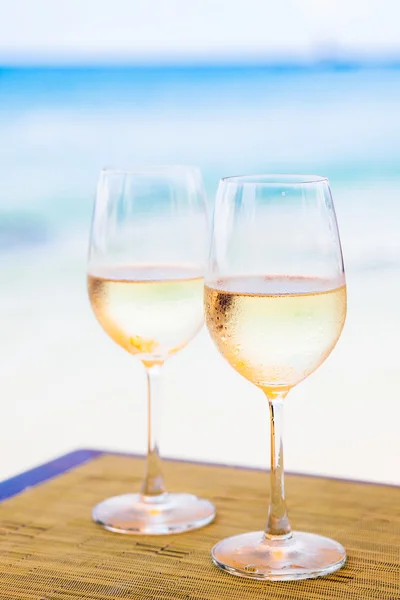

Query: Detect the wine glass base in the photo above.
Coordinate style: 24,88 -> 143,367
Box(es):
92,493 -> 216,535
212,531 -> 346,581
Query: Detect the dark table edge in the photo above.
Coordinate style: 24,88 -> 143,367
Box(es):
0,449 -> 104,501
0,448 -> 398,502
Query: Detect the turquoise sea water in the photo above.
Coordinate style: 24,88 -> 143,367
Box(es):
1,65 -> 400,268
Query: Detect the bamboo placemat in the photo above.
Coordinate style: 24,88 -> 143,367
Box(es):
0,453 -> 398,599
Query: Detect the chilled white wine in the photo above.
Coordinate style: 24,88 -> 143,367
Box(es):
88,265 -> 204,364
205,275 -> 346,392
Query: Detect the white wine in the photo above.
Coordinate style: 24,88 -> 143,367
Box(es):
205,276 -> 346,393
88,265 -> 204,365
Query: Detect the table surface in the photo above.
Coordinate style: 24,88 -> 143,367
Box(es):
0,449 -> 398,599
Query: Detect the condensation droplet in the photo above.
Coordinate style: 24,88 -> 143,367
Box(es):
244,565 -> 258,573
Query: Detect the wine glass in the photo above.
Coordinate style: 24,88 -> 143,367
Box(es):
87,166 -> 215,534
204,174 -> 347,580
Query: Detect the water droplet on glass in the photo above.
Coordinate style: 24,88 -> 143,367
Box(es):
244,565 -> 258,573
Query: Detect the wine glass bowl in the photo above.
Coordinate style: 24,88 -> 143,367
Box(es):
204,174 -> 347,579
88,265 -> 204,366
87,166 -> 215,534
205,274 -> 346,394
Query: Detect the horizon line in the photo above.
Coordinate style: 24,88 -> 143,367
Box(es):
1,56 -> 400,69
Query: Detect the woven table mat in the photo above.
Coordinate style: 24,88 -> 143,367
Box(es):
0,454 -> 398,599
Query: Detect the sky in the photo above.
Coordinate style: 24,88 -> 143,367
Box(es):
0,0 -> 399,64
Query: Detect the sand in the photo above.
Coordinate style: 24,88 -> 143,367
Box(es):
1,240 -> 399,486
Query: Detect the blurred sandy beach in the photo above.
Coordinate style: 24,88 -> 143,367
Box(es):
1,65 -> 400,484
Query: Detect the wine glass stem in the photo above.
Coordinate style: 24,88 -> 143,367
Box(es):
141,363 -> 167,499
264,395 -> 292,539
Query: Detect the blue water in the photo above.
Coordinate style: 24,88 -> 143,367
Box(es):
1,65 -> 400,264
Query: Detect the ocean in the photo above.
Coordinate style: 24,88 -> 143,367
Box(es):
1,65 -> 399,483
1,65 -> 400,266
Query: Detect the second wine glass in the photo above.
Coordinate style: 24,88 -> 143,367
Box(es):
204,174 -> 347,579
87,166 -> 215,534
